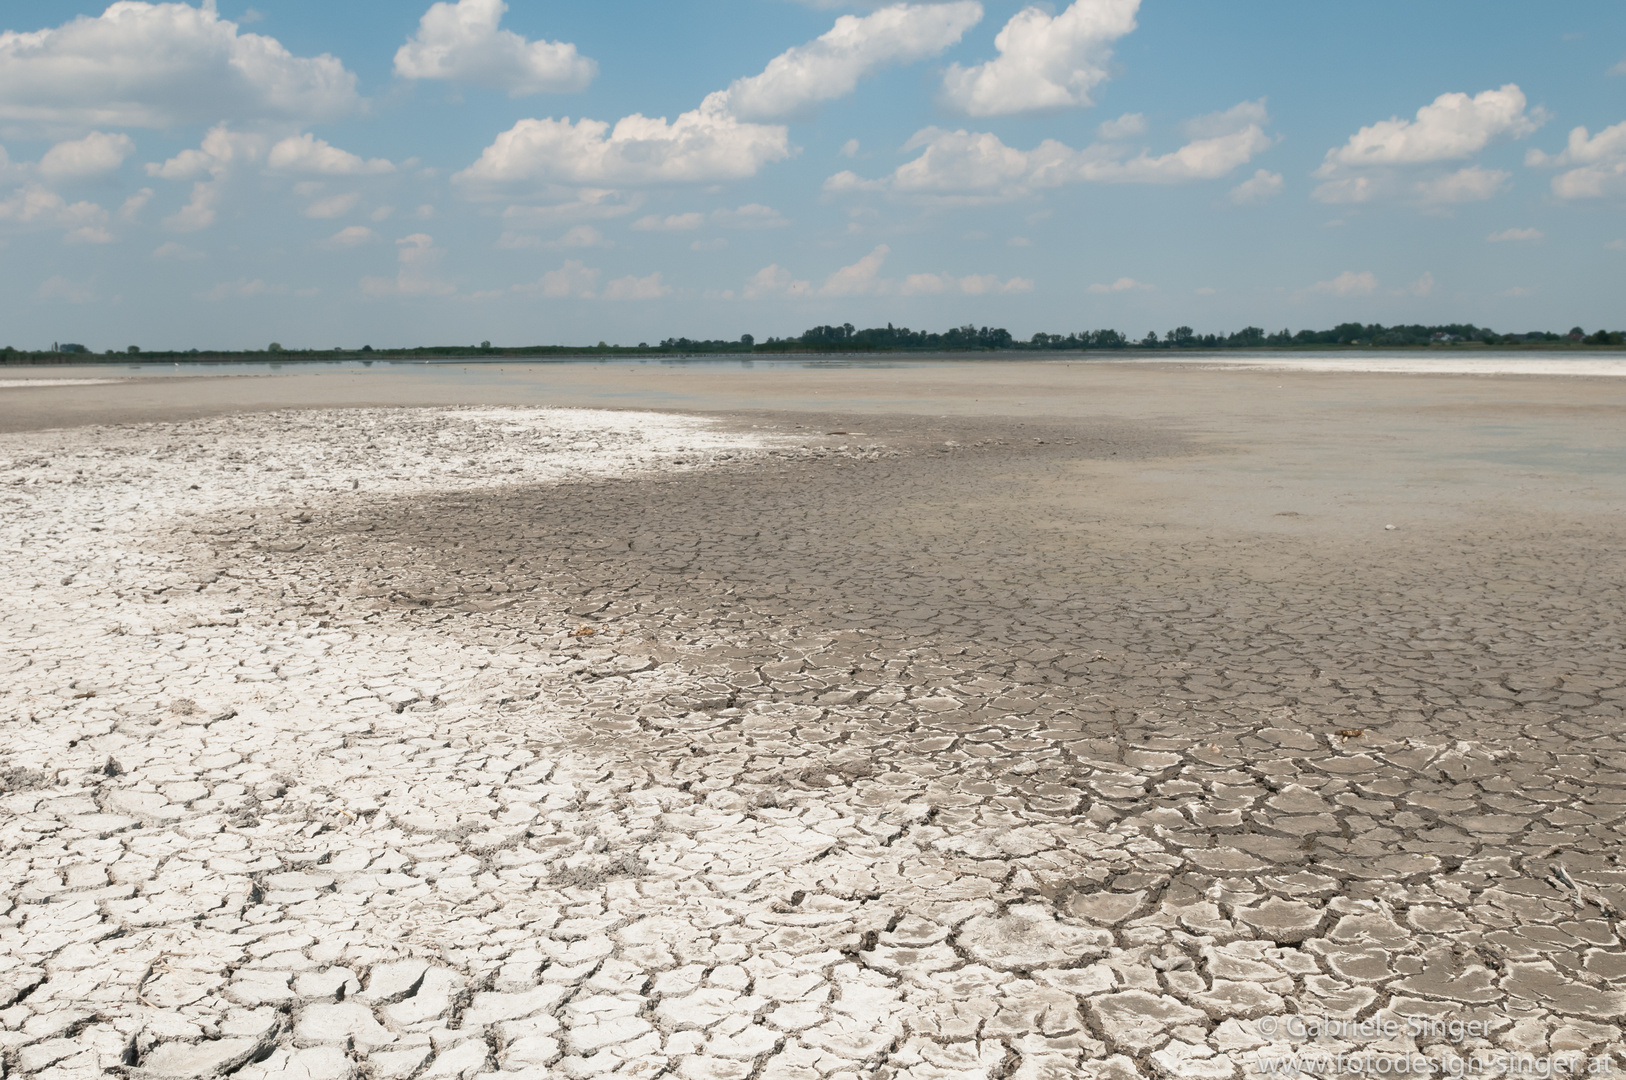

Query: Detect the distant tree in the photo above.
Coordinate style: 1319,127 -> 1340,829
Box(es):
480,340 -> 492,349
1166,326 -> 1196,347
740,333 -> 754,347
361,345 -> 373,353
268,342 -> 284,353
127,345 -> 140,354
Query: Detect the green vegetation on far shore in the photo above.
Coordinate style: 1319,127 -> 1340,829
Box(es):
7,321 -> 1626,364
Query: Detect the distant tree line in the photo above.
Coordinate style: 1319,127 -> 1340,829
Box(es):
5,322 -> 1624,363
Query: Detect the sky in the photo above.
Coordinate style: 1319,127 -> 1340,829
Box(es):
1,0 -> 1624,351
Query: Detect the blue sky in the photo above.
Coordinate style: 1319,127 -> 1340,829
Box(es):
1,0 -> 1623,350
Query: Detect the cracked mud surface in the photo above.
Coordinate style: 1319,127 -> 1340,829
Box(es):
2,396 -> 1625,1080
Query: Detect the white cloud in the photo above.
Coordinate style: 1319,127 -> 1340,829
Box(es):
1087,276 -> 1153,294
940,0 -> 1139,117
1487,227 -> 1543,243
632,212 -> 705,232
35,275 -> 94,303
843,103 -> 1271,199
152,240 -> 205,259
0,2 -> 358,128
718,2 -> 982,120
1306,270 -> 1378,297
550,224 -> 608,248
268,134 -> 394,175
304,192 -> 360,219
1007,235 -> 1031,247
743,265 -> 811,299
360,233 -> 456,297
1312,85 -> 1539,207
1405,271 -> 1435,297
713,203 -> 790,229
1096,112 -> 1146,139
820,244 -> 891,296
1311,177 -> 1374,204
199,277 -> 285,301
1607,238 -> 1626,251
502,190 -> 644,227
39,132 -> 135,179
602,271 -> 671,300
455,6 -> 989,191
454,100 -> 791,188
691,237 -> 727,252
899,271 -> 1032,295
0,185 -> 110,238
840,138 -> 860,158
515,260 -> 599,299
146,126 -> 267,232
1499,285 -> 1536,298
321,225 -> 376,249
120,188 -> 154,221
1319,85 -> 1541,169
1526,121 -> 1626,199
64,225 -> 113,244
394,0 -> 596,96
1612,59 -> 1626,77
1412,165 -> 1507,204
1229,168 -> 1282,205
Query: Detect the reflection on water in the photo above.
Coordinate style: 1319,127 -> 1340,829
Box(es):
1116,352 -> 1626,377
12,350 -> 1626,380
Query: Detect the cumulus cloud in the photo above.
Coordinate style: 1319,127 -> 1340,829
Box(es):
0,185 -> 110,240
743,265 -> 812,299
899,271 -> 1032,295
718,2 -> 982,120
602,271 -> 672,300
1306,270 -> 1378,297
506,224 -> 612,250
394,0 -> 595,96
713,203 -> 790,229
268,134 -> 394,175
35,275 -> 95,303
1087,277 -> 1153,294
303,192 -> 360,219
1487,227 -> 1543,242
940,0 -> 1139,117
741,245 -> 1026,299
152,240 -> 204,259
830,102 -> 1271,200
1526,121 -> 1626,199
455,5 -> 989,191
361,233 -> 455,297
1412,165 -> 1507,205
502,190 -> 644,228
146,126 -> 266,232
454,100 -> 791,189
39,132 -> 135,179
634,204 -> 790,232
120,188 -> 154,221
1320,85 -> 1540,168
1312,85 -> 1540,206
1229,168 -> 1283,205
632,212 -> 705,232
819,245 -> 891,296
321,225 -> 376,249
198,277 -> 285,301
1096,112 -> 1146,140
0,1 -> 359,128
514,260 -> 599,299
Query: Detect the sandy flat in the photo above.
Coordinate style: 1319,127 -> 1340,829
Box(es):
1,362 -> 1624,1078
